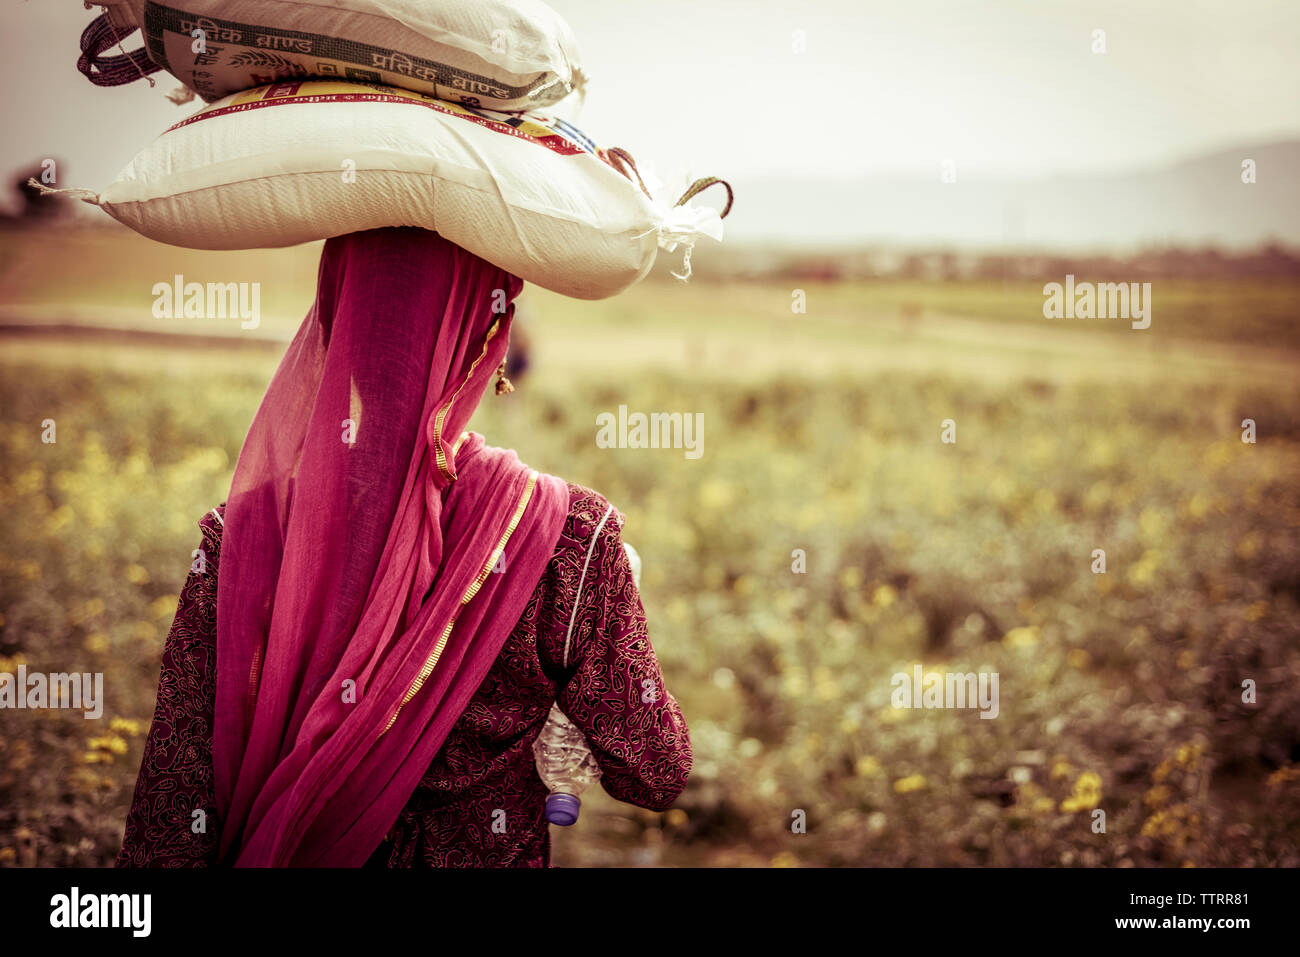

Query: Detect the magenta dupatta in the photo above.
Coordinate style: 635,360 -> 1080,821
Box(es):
213,228 -> 568,866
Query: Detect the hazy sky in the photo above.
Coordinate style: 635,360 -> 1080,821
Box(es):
3,1 -> 1297,197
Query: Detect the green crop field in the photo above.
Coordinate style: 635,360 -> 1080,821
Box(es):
1,224 -> 1298,867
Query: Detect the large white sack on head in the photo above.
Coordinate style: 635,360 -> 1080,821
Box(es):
78,80 -> 728,301
86,0 -> 585,110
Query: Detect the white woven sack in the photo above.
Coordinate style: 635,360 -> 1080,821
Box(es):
63,80 -> 729,301
89,0 -> 585,110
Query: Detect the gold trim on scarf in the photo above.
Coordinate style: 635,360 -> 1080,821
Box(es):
381,469 -> 540,735
246,645 -> 263,721
432,320 -> 502,485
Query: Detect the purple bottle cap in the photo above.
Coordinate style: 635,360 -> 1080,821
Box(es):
545,792 -> 581,826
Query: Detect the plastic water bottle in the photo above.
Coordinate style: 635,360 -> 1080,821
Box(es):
533,704 -> 603,825
533,542 -> 642,825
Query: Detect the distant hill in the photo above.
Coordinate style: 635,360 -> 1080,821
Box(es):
722,141 -> 1300,252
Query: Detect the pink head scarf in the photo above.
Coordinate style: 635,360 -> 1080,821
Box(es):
213,227 -> 568,866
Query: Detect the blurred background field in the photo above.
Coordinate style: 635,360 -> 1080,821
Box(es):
1,224 -> 1298,867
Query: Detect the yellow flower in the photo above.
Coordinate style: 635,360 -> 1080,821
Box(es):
79,598 -> 106,622
1085,437 -> 1116,468
1266,765 -> 1300,789
1138,507 -> 1168,542
1144,785 -> 1171,808
1002,626 -> 1039,649
877,705 -> 905,725
855,756 -> 881,777
812,666 -> 840,701
1202,442 -> 1235,470
1082,481 -> 1110,511
1060,771 -> 1102,812
1127,550 -> 1162,586
1141,803 -> 1198,847
87,734 -> 128,755
871,585 -> 897,608
894,774 -> 927,794
110,718 -> 144,737
150,596 -> 179,619
126,563 -> 152,585
781,666 -> 807,698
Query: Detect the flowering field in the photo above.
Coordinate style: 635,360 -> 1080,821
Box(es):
1,248 -> 1298,866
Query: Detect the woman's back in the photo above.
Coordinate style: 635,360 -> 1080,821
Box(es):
117,481 -> 691,868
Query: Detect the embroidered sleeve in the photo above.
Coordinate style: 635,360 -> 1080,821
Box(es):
553,504 -> 692,812
116,516 -> 223,867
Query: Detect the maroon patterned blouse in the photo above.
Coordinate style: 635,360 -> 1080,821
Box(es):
116,484 -> 691,868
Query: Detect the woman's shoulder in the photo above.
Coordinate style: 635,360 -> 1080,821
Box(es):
531,483 -> 636,671
198,505 -> 226,556
557,482 -> 624,554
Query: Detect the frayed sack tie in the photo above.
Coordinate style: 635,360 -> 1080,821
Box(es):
604,148 -> 734,282
25,179 -> 100,204
633,176 -> 733,282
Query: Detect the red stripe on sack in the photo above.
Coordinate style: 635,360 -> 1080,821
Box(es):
163,92 -> 588,156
